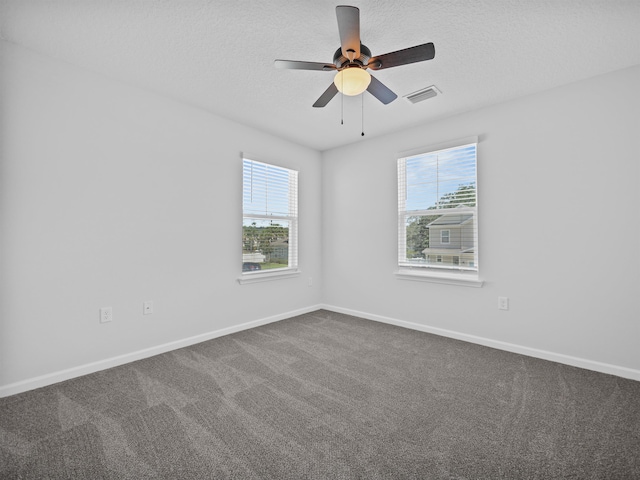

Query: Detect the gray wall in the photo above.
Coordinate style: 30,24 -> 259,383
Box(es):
0,42 -> 323,392
2,39 -> 639,395
321,65 -> 640,374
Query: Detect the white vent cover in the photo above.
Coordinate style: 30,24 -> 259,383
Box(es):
404,85 -> 441,104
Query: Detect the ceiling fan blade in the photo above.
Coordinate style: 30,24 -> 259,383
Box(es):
313,83 -> 339,108
275,60 -> 336,71
367,42 -> 435,70
336,5 -> 360,60
367,75 -> 397,105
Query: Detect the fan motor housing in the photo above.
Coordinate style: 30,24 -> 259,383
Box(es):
333,44 -> 371,69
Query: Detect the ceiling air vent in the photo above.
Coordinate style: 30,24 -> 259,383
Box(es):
404,85 -> 440,104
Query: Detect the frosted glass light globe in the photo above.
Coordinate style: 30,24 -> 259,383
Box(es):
334,67 -> 371,96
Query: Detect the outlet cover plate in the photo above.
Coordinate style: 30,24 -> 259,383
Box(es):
143,301 -> 153,315
498,297 -> 509,311
100,307 -> 113,323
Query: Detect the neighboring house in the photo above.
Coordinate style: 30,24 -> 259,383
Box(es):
242,252 -> 266,263
422,212 -> 475,267
242,237 -> 288,264
269,238 -> 289,261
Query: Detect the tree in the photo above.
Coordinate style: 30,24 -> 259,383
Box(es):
437,183 -> 476,208
242,221 -> 289,262
406,215 -> 435,258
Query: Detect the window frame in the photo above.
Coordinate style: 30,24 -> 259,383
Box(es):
395,136 -> 483,288
238,156 -> 300,284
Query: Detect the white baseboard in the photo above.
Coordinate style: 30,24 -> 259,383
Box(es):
3,303 -> 637,398
319,304 -> 640,382
0,304 -> 323,398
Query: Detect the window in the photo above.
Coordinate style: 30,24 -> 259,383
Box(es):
397,138 -> 480,286
242,158 -> 298,278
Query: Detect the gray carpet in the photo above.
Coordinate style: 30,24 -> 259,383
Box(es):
1,309 -> 639,479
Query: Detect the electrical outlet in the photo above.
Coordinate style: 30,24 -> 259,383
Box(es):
308,277 -> 313,287
100,307 -> 113,323
498,297 -> 509,311
143,301 -> 153,315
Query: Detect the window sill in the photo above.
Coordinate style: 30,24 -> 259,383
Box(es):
395,268 -> 483,288
237,268 -> 301,285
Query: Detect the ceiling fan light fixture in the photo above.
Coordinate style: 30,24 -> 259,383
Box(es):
275,6 -> 435,108
334,67 -> 371,96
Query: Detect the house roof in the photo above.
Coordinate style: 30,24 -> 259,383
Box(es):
427,214 -> 473,227
270,239 -> 289,247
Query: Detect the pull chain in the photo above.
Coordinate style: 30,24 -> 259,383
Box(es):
340,74 -> 344,125
361,93 -> 365,136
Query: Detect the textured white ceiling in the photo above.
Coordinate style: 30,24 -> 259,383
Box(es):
1,0 -> 639,151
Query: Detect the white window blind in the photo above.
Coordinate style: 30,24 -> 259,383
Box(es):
398,141 -> 478,274
242,158 -> 298,273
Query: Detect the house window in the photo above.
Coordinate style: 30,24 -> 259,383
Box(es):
397,138 -> 479,283
242,158 -> 298,275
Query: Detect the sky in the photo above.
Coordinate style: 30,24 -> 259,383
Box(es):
403,144 -> 476,212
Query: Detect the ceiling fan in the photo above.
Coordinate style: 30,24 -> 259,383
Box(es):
274,5 -> 435,108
